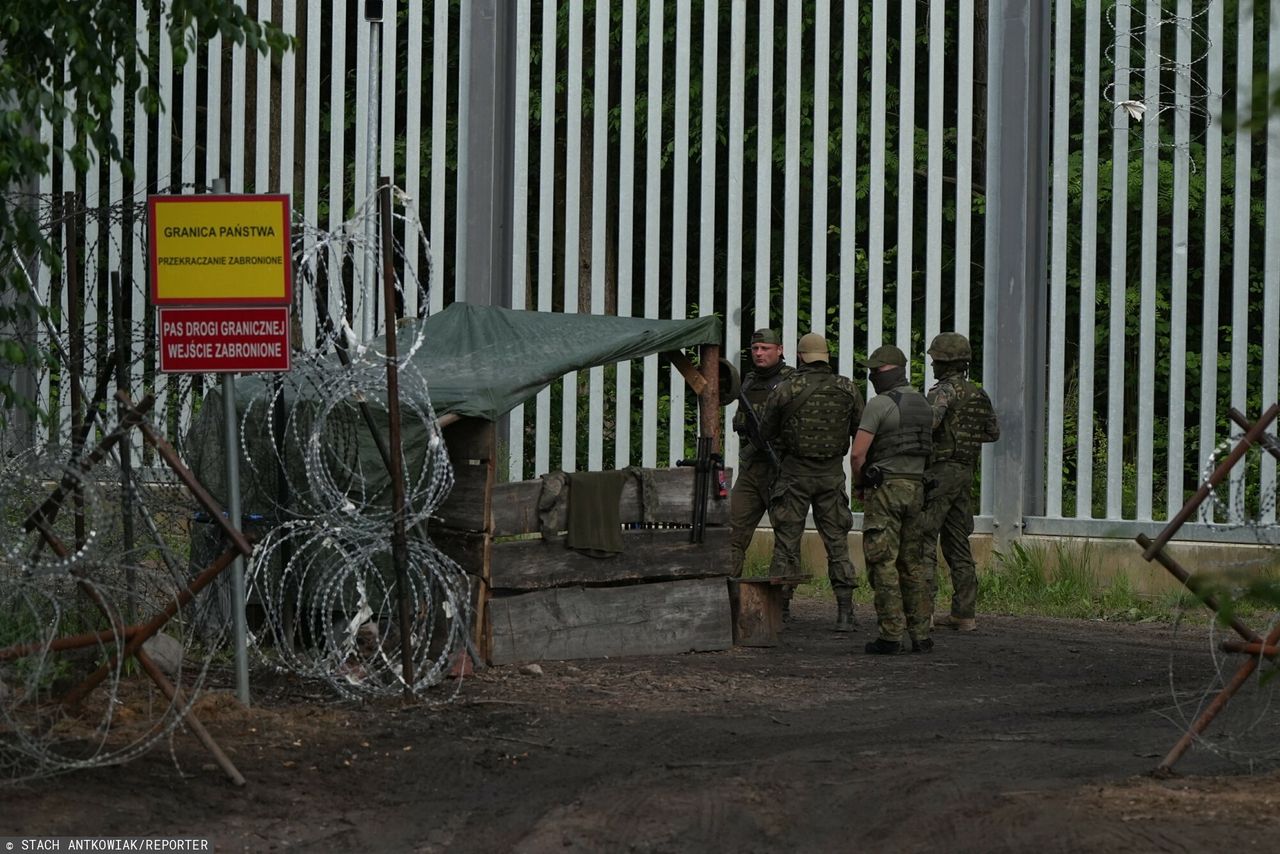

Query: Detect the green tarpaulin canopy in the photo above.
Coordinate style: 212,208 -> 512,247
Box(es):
397,303 -> 722,422
187,304 -> 722,508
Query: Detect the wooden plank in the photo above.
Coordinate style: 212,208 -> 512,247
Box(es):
667,350 -> 709,396
490,467 -> 733,536
433,528 -> 487,575
728,578 -> 784,647
442,417 -> 495,462
487,577 -> 731,664
434,461 -> 492,532
489,527 -> 730,590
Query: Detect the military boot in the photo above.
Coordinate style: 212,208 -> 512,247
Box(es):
834,591 -> 855,632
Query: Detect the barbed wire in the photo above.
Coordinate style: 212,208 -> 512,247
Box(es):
1103,4 -> 1214,166
1161,437 -> 1280,770
1,184 -> 471,782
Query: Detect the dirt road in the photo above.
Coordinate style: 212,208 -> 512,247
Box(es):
4,599 -> 1278,852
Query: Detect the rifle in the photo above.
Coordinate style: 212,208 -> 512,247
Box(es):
677,436 -> 724,544
736,385 -> 781,469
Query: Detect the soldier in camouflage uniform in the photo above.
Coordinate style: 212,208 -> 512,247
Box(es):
920,332 -> 1000,631
851,345 -> 934,654
729,329 -> 794,577
758,333 -> 864,630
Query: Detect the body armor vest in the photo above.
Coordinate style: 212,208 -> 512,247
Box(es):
867,389 -> 934,464
780,372 -> 859,459
932,377 -> 995,465
735,364 -> 793,462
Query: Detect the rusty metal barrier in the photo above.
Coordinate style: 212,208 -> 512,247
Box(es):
1,391 -> 255,786
1135,403 -> 1280,775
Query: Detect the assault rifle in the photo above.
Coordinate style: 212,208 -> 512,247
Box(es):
736,386 -> 781,469
676,436 -> 724,544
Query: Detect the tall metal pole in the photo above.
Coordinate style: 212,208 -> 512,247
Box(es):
456,0 -> 516,308
380,181 -> 415,696
362,1 -> 384,340
985,0 -> 1051,551
211,176 -> 251,706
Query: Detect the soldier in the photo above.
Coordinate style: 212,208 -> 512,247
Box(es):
729,329 -> 794,578
758,333 -> 864,630
921,332 -> 1000,632
850,344 -> 934,654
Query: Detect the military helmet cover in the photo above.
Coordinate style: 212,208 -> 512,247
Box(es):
751,328 -> 783,345
927,332 -> 972,361
865,344 -> 907,369
796,332 -> 830,363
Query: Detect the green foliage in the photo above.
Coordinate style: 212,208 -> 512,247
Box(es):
0,0 -> 292,419
980,541 -> 1172,621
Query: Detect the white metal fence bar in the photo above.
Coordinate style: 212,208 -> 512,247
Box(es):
588,0 -> 610,473
724,0 -> 746,470
429,0 -> 448,316
403,0 -> 424,320
668,0 -> 691,467
508,0 -> 532,483
1166,1 -> 1191,522
642,0 -> 664,469
754,1 -> 774,330
256,3 -> 272,192
1230,1 -> 1254,521
894,0 -> 916,360
560,0 -> 583,473
1075,0 -> 1102,520
812,1 -> 830,339
782,1 -> 800,353
1046,0 -> 1070,518
1105,1 -> 1130,521
1197,0 -> 1224,522
535,1 -> 556,477
614,0 -> 638,470
1135,1 -> 1160,521
698,0 -> 719,363
923,0 -> 944,391
301,4 -> 320,348
867,0 -> 887,359
1265,0 -> 1280,523
836,0 -> 858,386
326,1 -> 347,332
955,0 -> 974,338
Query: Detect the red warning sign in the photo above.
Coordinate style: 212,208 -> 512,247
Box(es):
159,305 -> 291,374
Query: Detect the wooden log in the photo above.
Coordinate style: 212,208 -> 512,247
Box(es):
728,578 -> 784,647
434,461 -> 492,532
489,467 -> 733,536
489,527 -> 730,590
487,577 -> 731,664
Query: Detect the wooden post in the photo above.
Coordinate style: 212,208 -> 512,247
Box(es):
698,344 -> 721,451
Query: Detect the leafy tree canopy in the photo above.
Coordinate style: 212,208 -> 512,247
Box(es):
0,0 -> 291,415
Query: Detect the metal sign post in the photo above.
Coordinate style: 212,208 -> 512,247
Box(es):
149,188 -> 294,707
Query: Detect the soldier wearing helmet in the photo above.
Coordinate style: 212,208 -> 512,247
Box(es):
758,332 -> 864,630
920,332 -> 1000,632
850,344 -> 934,655
729,328 -> 794,578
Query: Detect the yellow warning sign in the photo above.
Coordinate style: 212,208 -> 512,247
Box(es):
149,194 -> 292,305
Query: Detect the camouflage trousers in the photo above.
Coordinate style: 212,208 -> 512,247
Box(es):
729,457 -> 779,577
766,462 -> 856,591
920,461 -> 979,619
862,477 -> 928,643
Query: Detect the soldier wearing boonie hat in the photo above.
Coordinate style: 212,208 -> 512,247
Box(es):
729,328 -> 793,579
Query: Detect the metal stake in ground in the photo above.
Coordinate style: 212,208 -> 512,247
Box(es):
380,179 -> 416,695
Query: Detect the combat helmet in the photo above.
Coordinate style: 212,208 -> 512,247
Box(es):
927,332 -> 971,362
